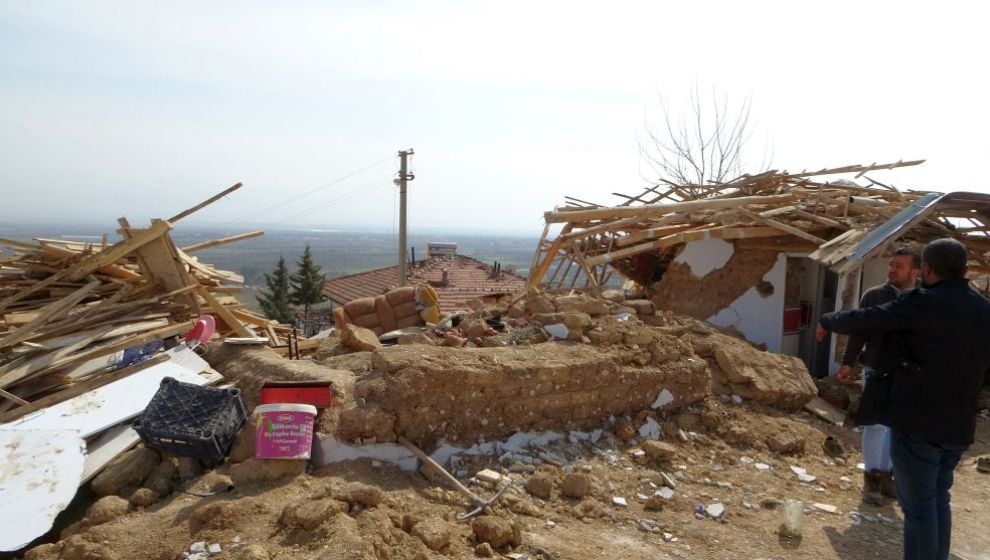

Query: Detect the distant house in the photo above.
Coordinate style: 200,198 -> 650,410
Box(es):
323,243 -> 527,313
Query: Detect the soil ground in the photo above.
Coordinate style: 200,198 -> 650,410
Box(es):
22,401 -> 990,560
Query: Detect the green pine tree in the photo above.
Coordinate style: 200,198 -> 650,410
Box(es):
257,256 -> 295,323
290,245 -> 328,331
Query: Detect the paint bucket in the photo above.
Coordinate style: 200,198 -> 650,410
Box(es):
254,404 -> 317,460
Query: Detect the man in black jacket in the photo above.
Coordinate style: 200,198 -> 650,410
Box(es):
816,238 -> 990,560
838,247 -> 921,504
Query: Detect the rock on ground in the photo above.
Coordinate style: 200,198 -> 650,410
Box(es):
90,447 -> 160,496
128,488 -> 160,507
525,473 -> 554,499
141,459 -> 177,497
642,440 -> 678,462
410,516 -> 452,551
337,481 -> 384,507
561,473 -> 592,498
282,498 -> 349,530
60,535 -> 119,560
87,495 -> 130,525
341,324 -> 383,351
471,515 -> 514,548
713,337 -> 817,409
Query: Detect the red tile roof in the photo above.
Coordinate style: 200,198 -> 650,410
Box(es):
324,255 -> 527,312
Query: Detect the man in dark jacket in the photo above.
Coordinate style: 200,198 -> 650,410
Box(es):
816,238 -> 990,560
838,247 -> 920,504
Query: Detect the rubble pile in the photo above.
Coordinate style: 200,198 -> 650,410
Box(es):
315,287 -> 818,450
0,186 -> 302,419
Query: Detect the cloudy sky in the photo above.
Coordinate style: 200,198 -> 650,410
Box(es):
1,1 -> 987,235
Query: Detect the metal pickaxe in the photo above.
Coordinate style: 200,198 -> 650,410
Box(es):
398,436 -> 510,521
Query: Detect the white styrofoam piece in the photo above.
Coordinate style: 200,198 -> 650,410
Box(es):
639,417 -> 661,440
651,388 -> 674,409
3,347 -> 209,438
81,423 -> 140,482
0,428 -> 86,551
312,435 -> 419,471
430,443 -> 466,467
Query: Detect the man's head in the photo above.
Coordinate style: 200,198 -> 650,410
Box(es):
888,247 -> 921,290
921,238 -> 969,286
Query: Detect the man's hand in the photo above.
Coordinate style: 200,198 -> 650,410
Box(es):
815,323 -> 828,342
836,365 -> 853,384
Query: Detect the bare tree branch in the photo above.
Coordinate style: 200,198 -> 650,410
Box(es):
641,87 -> 770,197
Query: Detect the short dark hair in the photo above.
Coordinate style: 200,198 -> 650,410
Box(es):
893,246 -> 921,269
922,238 -> 968,280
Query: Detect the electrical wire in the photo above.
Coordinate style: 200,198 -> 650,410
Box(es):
219,154 -> 396,227
275,177 -> 395,224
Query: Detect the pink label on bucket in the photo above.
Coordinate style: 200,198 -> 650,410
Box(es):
254,408 -> 315,460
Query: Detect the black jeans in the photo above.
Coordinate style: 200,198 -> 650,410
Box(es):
890,429 -> 966,560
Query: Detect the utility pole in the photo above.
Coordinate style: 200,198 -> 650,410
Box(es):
396,149 -> 415,285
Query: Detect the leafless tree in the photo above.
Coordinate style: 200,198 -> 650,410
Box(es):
641,87 -> 770,197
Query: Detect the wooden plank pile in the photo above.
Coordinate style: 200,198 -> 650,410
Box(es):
0,184 -> 292,417
529,160 -> 990,291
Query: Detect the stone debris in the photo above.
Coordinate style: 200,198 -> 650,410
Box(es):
470,516 -> 515,548
612,496 -> 628,507
475,469 -> 504,485
813,503 -> 839,514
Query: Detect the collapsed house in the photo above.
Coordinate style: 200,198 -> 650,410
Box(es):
528,160 -> 990,376
324,242 -> 528,329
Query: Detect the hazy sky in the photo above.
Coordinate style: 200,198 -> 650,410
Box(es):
1,1 -> 987,235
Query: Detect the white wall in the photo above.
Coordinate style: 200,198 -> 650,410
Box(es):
673,237 -> 734,276
705,253 -> 788,353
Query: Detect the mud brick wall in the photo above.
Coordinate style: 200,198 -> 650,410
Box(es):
339,341 -> 711,447
651,246 -> 779,320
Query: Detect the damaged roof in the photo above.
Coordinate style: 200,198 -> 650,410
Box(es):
530,160 -> 990,289
324,254 -> 527,312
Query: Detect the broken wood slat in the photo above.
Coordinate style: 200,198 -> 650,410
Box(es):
614,223 -> 705,248
0,237 -> 42,251
0,326 -> 115,389
0,387 -> 29,405
0,279 -> 101,350
66,220 -> 172,281
180,229 -> 264,253
178,249 -> 244,284
27,321 -> 196,381
39,244 -> 140,280
528,224 -> 573,286
544,194 -> 795,224
571,248 -> 602,298
790,208 -> 849,230
558,216 -> 648,242
0,269 -> 72,315
168,182 -> 243,223
0,354 -> 169,424
584,225 -> 789,267
737,208 -> 827,245
196,285 -> 253,337
229,308 -> 276,327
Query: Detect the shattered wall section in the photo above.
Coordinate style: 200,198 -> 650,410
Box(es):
651,241 -> 782,348
340,342 -> 711,447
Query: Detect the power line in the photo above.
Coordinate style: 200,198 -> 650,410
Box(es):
276,177 -> 395,224
220,154 -> 395,227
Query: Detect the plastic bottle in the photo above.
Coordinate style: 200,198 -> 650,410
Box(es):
778,499 -> 804,538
